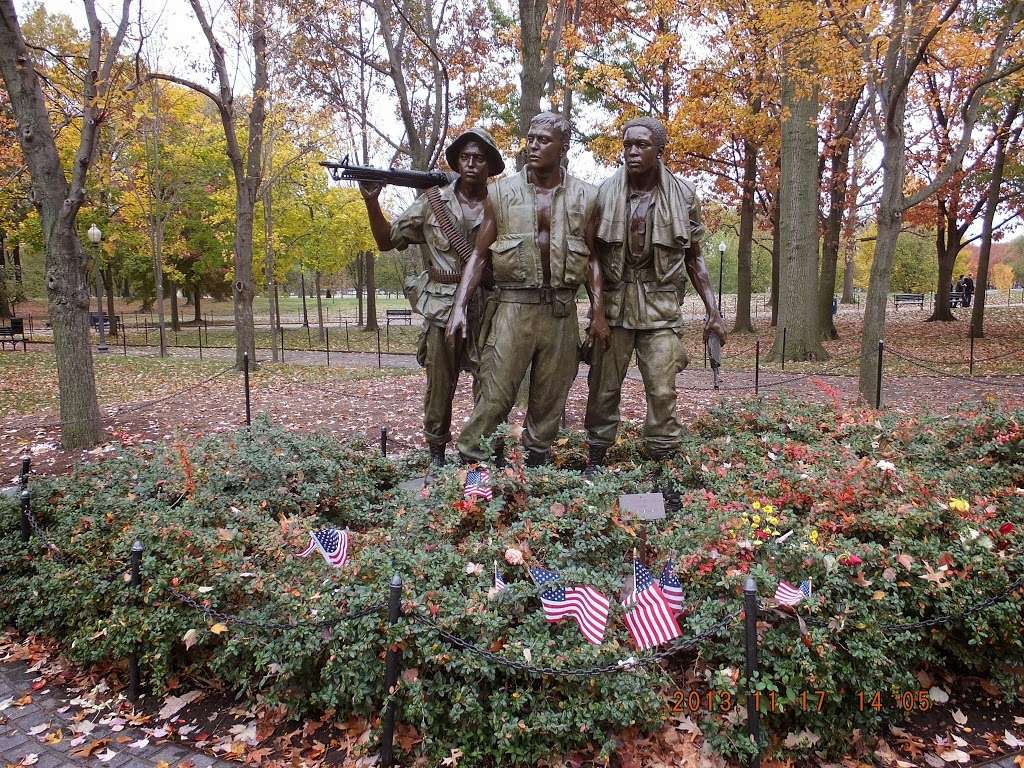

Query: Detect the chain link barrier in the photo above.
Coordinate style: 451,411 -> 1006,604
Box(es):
885,346 -> 1024,389
408,607 -> 741,677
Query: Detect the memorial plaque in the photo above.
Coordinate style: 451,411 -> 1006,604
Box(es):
398,476 -> 431,494
619,492 -> 666,521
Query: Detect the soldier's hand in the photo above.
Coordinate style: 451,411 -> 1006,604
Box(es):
704,314 -> 727,346
446,307 -> 468,343
358,180 -> 384,200
588,314 -> 611,349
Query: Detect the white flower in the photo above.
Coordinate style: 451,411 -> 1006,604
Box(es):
504,547 -> 524,565
876,460 -> 896,472
464,562 -> 484,576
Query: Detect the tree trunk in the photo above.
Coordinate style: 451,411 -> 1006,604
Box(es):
770,68 -> 827,362
315,270 -> 325,342
928,210 -> 959,321
104,265 -> 117,336
818,122 -> 854,340
972,96 -> 1022,339
518,0 -> 550,169
364,251 -> 379,331
734,135 -> 757,333
0,0 -> 104,448
770,193 -> 781,327
263,184 -> 279,361
355,253 -> 364,327
232,192 -> 258,367
170,280 -> 180,331
840,144 -> 859,304
193,288 -> 201,323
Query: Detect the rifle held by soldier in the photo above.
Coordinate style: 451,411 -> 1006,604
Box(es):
320,155 -> 451,189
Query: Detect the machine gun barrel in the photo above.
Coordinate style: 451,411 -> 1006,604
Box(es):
707,332 -> 722,391
320,156 -> 450,189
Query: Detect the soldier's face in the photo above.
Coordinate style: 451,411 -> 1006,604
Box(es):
457,140 -> 489,184
526,124 -> 564,172
622,126 -> 661,176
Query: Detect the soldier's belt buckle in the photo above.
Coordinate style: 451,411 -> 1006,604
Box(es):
539,286 -> 554,304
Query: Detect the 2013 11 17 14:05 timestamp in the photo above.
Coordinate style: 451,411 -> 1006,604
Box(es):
671,690 -> 933,714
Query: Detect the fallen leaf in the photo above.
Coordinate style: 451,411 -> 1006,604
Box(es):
929,686 -> 949,703
19,754 -> 39,766
157,691 -> 202,721
1005,730 -> 1023,748
97,748 -> 118,763
197,586 -> 214,594
951,709 -> 967,726
27,724 -> 48,736
209,623 -> 228,635
939,749 -> 970,763
183,629 -> 198,650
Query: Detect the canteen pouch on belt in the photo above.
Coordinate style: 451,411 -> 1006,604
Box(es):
403,269 -> 430,312
552,293 -> 574,319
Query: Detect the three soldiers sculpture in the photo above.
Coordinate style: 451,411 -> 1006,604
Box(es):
358,113 -> 725,471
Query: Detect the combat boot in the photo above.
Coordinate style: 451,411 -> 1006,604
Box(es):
583,444 -> 607,477
429,444 -> 447,468
525,448 -> 549,468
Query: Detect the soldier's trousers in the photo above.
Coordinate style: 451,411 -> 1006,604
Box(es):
584,326 -> 687,457
422,324 -> 477,448
457,301 -> 580,461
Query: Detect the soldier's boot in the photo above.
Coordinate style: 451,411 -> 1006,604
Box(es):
429,444 -> 447,468
525,448 -> 549,468
583,444 -> 607,478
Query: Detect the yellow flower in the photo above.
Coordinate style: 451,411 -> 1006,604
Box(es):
752,501 -> 762,510
767,515 -> 780,526
763,504 -> 775,515
808,529 -> 819,544
751,515 -> 761,526
949,497 -> 970,513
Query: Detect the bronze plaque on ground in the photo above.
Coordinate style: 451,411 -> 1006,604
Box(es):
619,493 -> 666,521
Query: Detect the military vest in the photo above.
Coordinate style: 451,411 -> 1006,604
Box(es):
489,169 -> 596,289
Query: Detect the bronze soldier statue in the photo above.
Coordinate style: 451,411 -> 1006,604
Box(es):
447,112 -> 610,466
584,117 -> 725,470
359,127 -> 505,466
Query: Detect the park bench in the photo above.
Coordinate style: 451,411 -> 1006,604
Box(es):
88,311 -> 119,335
893,293 -> 924,310
385,309 -> 413,325
0,318 -> 27,351
949,291 -> 965,308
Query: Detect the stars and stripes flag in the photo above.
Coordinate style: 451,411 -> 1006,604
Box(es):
494,561 -> 506,592
774,579 -> 812,606
622,560 -> 681,651
658,560 -> 685,614
529,567 -> 610,645
464,466 -> 493,501
296,528 -> 350,568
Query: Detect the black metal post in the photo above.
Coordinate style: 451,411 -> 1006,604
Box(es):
377,328 -> 382,369
121,317 -> 127,356
325,327 -> 330,366
386,318 -> 391,352
875,340 -> 884,409
280,327 -> 285,362
969,330 -> 975,376
306,323 -> 312,349
380,574 -> 403,767
381,427 -> 388,457
20,488 -> 30,543
204,318 -> 209,347
198,325 -> 203,360
20,455 -> 30,491
754,340 -> 760,395
345,320 -> 350,351
143,321 -> 148,346
743,577 -> 761,768
781,327 -> 787,371
717,254 -> 724,316
243,352 -> 251,426
128,540 -> 143,702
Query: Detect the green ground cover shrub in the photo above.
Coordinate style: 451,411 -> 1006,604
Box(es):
1,400 -> 1021,765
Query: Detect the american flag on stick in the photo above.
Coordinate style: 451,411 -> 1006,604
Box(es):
530,567 -> 610,645
296,528 -> 350,568
774,579 -> 812,606
464,466 -> 493,501
658,560 -> 685,614
623,559 -> 681,651
494,561 -> 506,592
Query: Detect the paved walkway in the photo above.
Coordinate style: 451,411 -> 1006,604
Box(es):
0,659 -> 230,768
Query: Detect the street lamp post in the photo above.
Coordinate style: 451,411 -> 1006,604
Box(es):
717,241 -> 726,317
88,224 -> 108,353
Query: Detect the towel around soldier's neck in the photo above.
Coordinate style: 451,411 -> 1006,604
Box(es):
594,161 -> 691,249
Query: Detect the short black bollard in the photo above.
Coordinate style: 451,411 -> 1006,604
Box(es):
781,327 -> 787,371
380,574 -> 404,767
743,576 -> 761,768
20,455 -> 30,491
20,488 -> 31,543
377,328 -> 382,369
875,340 -> 884,409
380,427 -> 388,457
325,327 -> 331,367
754,340 -> 760,395
344,320 -> 350,351
198,326 -> 203,360
121,316 -> 127,356
128,540 -> 143,702
243,352 -> 252,426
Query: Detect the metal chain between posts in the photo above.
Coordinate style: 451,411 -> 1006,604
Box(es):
886,347 -> 1024,388
674,350 -> 869,392
166,587 -> 386,630
408,608 -> 741,677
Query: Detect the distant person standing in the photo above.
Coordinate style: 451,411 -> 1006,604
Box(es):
963,274 -> 975,307
954,275 -> 965,308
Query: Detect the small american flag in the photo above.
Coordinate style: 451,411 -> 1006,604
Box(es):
774,579 -> 812,606
623,560 -> 681,651
464,466 -> 493,501
530,567 -> 610,645
297,528 -> 350,568
494,561 -> 506,592
658,560 -> 685,614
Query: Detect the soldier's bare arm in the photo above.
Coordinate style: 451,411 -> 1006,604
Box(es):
358,181 -> 395,251
446,196 -> 498,341
584,209 -> 610,348
684,244 -> 726,345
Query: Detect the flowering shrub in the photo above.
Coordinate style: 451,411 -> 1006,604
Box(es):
0,400 -> 1022,765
